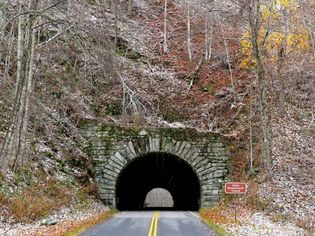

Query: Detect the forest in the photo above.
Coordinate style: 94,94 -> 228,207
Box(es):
0,0 -> 314,235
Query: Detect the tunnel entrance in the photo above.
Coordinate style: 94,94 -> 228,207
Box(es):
115,152 -> 201,211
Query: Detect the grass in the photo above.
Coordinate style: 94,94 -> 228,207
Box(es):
14,209 -> 116,236
0,167 -> 114,235
200,207 -> 231,236
202,218 -> 229,236
0,168 -> 96,222
0,178 -> 73,221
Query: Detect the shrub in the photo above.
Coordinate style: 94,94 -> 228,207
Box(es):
4,178 -> 73,222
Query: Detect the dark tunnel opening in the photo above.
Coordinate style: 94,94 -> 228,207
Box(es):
115,152 -> 201,211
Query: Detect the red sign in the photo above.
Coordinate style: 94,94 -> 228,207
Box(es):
225,182 -> 247,194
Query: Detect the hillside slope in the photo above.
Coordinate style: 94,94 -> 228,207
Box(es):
0,0 -> 314,235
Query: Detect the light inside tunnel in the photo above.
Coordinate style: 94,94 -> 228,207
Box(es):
115,152 -> 201,211
144,188 -> 174,208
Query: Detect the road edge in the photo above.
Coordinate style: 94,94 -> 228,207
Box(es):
189,211 -> 229,236
64,209 -> 117,236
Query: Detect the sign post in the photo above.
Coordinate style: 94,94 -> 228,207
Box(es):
224,182 -> 247,222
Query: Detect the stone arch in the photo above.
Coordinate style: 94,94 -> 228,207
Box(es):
98,137 -> 217,209
81,124 -> 230,208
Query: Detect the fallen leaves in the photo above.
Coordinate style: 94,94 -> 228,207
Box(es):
18,210 -> 115,236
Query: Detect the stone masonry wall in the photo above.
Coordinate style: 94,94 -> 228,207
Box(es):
81,122 -> 230,208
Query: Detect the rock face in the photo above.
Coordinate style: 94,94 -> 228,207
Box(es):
81,122 -> 230,208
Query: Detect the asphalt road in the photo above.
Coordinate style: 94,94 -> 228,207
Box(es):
80,211 -> 218,236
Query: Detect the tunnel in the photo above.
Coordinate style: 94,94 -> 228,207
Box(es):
115,152 -> 201,211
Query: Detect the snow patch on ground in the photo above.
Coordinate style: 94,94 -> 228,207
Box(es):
0,200 -> 107,236
223,212 -> 307,236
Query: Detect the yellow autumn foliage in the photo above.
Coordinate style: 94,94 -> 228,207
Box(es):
240,0 -> 310,69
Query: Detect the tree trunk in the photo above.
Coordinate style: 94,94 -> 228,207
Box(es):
204,14 -> 213,61
249,84 -> 254,172
277,10 -> 289,117
113,0 -> 119,47
0,0 -> 39,176
214,0 -> 235,101
204,14 -> 208,60
0,0 -> 9,61
128,0 -> 132,13
163,0 -> 168,53
4,23 -> 15,82
187,1 -> 192,61
18,1 -> 37,166
249,0 -> 273,177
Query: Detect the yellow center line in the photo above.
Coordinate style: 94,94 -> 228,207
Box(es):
148,211 -> 157,236
153,211 -> 159,236
148,211 -> 159,236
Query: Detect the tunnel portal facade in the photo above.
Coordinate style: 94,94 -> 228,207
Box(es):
82,123 -> 230,210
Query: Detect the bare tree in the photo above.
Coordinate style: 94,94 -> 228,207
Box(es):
204,13 -> 213,61
204,0 -> 214,61
0,0 -> 10,62
163,0 -> 168,53
112,0 -> 119,47
247,0 -> 273,177
0,0 -> 40,176
274,5 -> 290,117
249,83 -> 254,172
186,0 -> 192,61
213,0 -> 235,101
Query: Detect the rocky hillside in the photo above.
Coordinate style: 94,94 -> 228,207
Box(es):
0,0 -> 314,235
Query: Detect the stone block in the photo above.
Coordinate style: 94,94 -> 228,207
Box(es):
149,137 -> 161,152
113,152 -> 128,165
213,170 -> 228,178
